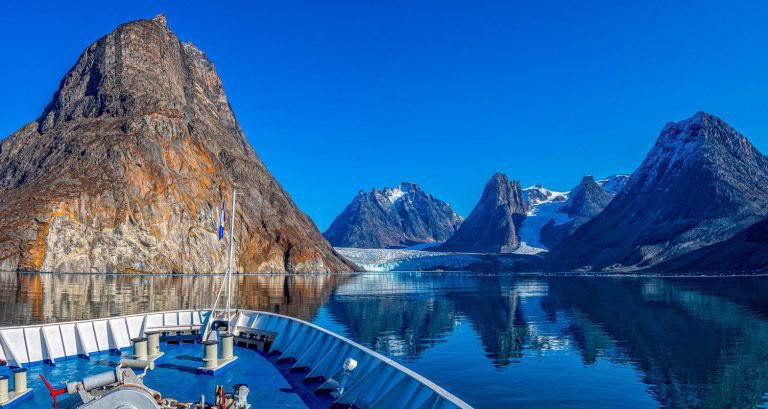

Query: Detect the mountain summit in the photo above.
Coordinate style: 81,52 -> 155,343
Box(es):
324,182 -> 463,248
0,15 -> 356,273
434,173 -> 528,253
552,112 -> 768,271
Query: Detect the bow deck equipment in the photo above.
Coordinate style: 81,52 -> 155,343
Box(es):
0,309 -> 472,409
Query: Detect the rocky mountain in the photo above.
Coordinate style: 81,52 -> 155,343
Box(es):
551,112 -> 768,271
433,173 -> 528,253
512,185 -> 570,254
517,175 -> 628,253
0,15 -> 357,273
561,175 -> 621,219
324,182 -> 462,248
523,184 -> 568,206
596,174 -> 629,194
654,217 -> 768,272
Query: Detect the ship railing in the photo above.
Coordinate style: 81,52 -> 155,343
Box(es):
0,309 -> 472,409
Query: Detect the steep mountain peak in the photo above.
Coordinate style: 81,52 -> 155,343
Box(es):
651,112 -> 754,171
433,172 -> 527,253
552,113 -> 768,271
37,15 -> 237,137
151,13 -> 168,27
560,175 -> 613,218
382,182 -> 420,203
324,183 -> 462,248
0,15 -> 355,273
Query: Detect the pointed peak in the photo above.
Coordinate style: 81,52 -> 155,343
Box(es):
396,181 -> 419,191
488,172 -> 509,185
152,13 -> 168,28
662,111 -> 722,132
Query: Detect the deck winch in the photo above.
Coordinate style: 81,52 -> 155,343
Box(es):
62,359 -> 160,408
44,358 -> 250,409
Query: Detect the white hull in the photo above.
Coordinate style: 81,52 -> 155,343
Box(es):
0,309 -> 471,409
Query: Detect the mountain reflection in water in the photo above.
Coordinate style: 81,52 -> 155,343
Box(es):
2,271 -> 768,409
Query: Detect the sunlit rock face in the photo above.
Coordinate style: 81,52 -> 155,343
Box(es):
0,15 -> 356,273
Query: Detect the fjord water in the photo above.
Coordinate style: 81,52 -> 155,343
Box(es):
2,272 -> 768,408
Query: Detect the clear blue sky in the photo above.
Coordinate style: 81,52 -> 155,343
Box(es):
2,1 -> 768,230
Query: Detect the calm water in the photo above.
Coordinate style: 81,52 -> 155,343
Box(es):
2,271 -> 768,409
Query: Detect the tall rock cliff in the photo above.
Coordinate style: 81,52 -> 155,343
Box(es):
433,173 -> 528,253
552,112 -> 768,271
324,182 -> 463,248
0,15 -> 357,273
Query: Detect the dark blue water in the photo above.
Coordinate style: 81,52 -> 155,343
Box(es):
2,272 -> 768,408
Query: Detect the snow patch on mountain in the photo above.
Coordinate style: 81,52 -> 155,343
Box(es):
514,187 -> 571,254
384,184 -> 408,203
596,174 -> 630,194
514,201 -> 572,254
523,185 -> 568,205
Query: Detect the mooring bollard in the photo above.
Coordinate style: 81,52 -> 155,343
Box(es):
12,368 -> 27,394
145,331 -> 161,357
0,374 -> 9,403
220,333 -> 234,360
132,337 -> 148,360
202,340 -> 218,369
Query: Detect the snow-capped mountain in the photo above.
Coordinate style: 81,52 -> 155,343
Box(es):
514,186 -> 571,254
514,175 -> 629,255
596,174 -> 629,194
523,184 -> 568,206
324,182 -> 463,248
553,112 -> 768,271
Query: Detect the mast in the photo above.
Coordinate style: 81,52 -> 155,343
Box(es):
225,186 -> 237,318
201,185 -> 239,341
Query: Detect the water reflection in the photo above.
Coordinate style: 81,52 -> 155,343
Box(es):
2,271 -> 768,408
0,272 -> 348,325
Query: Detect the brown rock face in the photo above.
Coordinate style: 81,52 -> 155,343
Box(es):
0,15 -> 357,273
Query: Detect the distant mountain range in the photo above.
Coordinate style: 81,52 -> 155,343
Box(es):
0,14 -> 764,274
330,112 -> 768,273
324,182 -> 462,248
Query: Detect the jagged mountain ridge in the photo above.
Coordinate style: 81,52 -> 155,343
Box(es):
0,15 -> 357,273
552,112 -> 768,271
324,182 -> 463,248
433,173 -> 528,253
517,175 -> 628,253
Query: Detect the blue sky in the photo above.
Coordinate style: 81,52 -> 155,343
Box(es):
2,1 -> 768,230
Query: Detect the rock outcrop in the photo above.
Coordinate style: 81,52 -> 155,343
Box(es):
433,173 -> 528,253
324,182 -> 462,248
519,175 -> 627,252
0,15 -> 357,273
654,217 -> 768,273
551,112 -> 768,271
